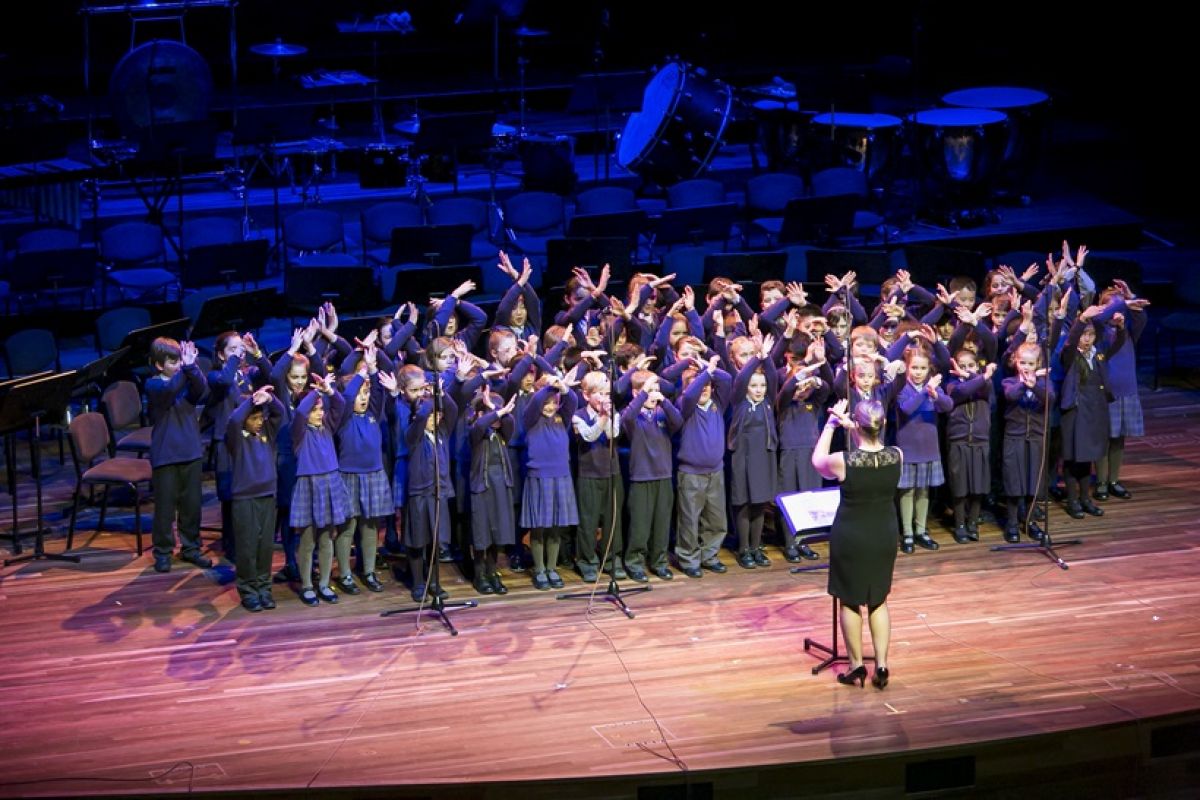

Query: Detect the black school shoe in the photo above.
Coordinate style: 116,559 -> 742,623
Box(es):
737,551 -> 757,569
363,573 -> 385,593
258,591 -> 277,610
488,573 -> 509,595
752,548 -> 771,567
153,555 -> 171,573
682,566 -> 703,579
180,551 -> 212,569
701,560 -> 728,573
952,525 -> 972,544
337,575 -> 361,595
1080,500 -> 1104,517
1109,482 -> 1132,499
913,532 -> 940,551
241,594 -> 263,612
300,588 -> 320,606
316,586 -> 339,603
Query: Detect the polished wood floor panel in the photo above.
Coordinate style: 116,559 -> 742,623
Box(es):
2,386 -> 1200,797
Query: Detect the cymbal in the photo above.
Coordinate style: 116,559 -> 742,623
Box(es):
249,41 -> 308,57
513,26 -> 549,38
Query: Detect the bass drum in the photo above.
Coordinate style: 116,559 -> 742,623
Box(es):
617,62 -> 733,186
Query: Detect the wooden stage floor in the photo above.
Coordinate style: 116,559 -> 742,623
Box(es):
2,387 -> 1200,798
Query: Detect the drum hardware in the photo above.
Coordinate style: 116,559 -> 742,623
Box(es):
810,112 -> 903,186
249,38 -> 307,81
513,26 -> 549,136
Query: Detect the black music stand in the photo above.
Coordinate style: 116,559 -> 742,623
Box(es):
71,347 -> 131,411
778,195 -> 860,246
111,318 -> 191,380
651,202 -> 739,249
775,487 -> 871,674
189,289 -> 276,339
6,247 -> 98,307
567,71 -> 648,182
544,236 -> 633,290
3,371 -> 82,566
388,265 -> 484,306
804,249 -> 892,297
183,239 -> 271,291
703,251 -> 789,285
387,224 -> 474,267
1,373 -> 51,555
412,112 -> 496,193
567,210 -> 647,257
286,266 -> 379,313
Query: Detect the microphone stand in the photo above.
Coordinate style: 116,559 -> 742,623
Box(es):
558,306 -> 648,617
991,278 -> 1080,569
381,335 -> 478,634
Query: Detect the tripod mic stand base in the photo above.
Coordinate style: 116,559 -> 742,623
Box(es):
804,597 -> 874,675
557,579 -> 650,619
991,538 -> 1081,571
380,595 -> 479,636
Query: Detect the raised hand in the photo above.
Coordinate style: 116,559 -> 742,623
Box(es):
310,372 -> 335,395
1020,261 -> 1040,282
975,301 -> 993,320
936,283 -> 953,306
786,281 -> 807,307
180,340 -> 197,366
252,385 -> 275,405
498,394 -> 517,417
481,384 -> 496,410
681,285 -> 695,312
783,308 -> 800,338
948,360 -> 969,380
895,269 -> 914,293
828,398 -> 854,428
927,372 -> 943,394
983,362 -> 997,380
1127,297 -> 1151,311
290,326 -> 306,354
242,332 -> 261,358
451,279 -> 476,299
748,313 -> 760,337
760,333 -> 776,359
497,250 -> 518,280
1057,286 -> 1073,317
649,272 -> 676,289
596,263 -> 611,295
824,273 -> 842,294
323,302 -> 339,334
954,305 -> 976,325
378,370 -> 398,395
609,295 -> 630,320
362,342 -> 379,372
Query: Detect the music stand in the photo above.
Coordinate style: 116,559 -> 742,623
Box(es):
6,247 -> 98,305
286,266 -> 379,313
2,371 -> 82,565
567,210 -> 647,256
703,251 -> 789,284
901,245 -> 986,288
776,487 -> 871,674
804,249 -> 892,297
567,71 -> 648,181
388,224 -> 474,267
651,202 -> 738,249
111,318 -> 191,379
544,236 -> 633,291
189,289 -> 277,339
183,239 -> 270,291
388,265 -> 484,306
778,195 -> 859,246
70,347 -> 131,410
412,112 -> 497,193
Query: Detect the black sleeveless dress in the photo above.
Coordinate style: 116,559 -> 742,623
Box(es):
828,446 -> 902,607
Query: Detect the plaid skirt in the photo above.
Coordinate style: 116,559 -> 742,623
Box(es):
947,442 -> 990,496
520,475 -> 580,529
342,469 -> 394,520
897,459 -> 945,489
1108,393 -> 1145,438
290,471 -> 351,530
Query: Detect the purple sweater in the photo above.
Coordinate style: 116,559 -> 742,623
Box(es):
225,396 -> 285,499
676,369 -> 732,474
293,391 -> 345,477
146,363 -> 208,467
336,373 -> 387,473
522,385 -> 578,479
621,390 -> 682,481
894,381 -> 953,463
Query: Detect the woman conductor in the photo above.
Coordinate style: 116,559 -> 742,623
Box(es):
811,398 -> 901,689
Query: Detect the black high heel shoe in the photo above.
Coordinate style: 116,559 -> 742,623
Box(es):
837,665 -> 868,687
871,666 -> 890,690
